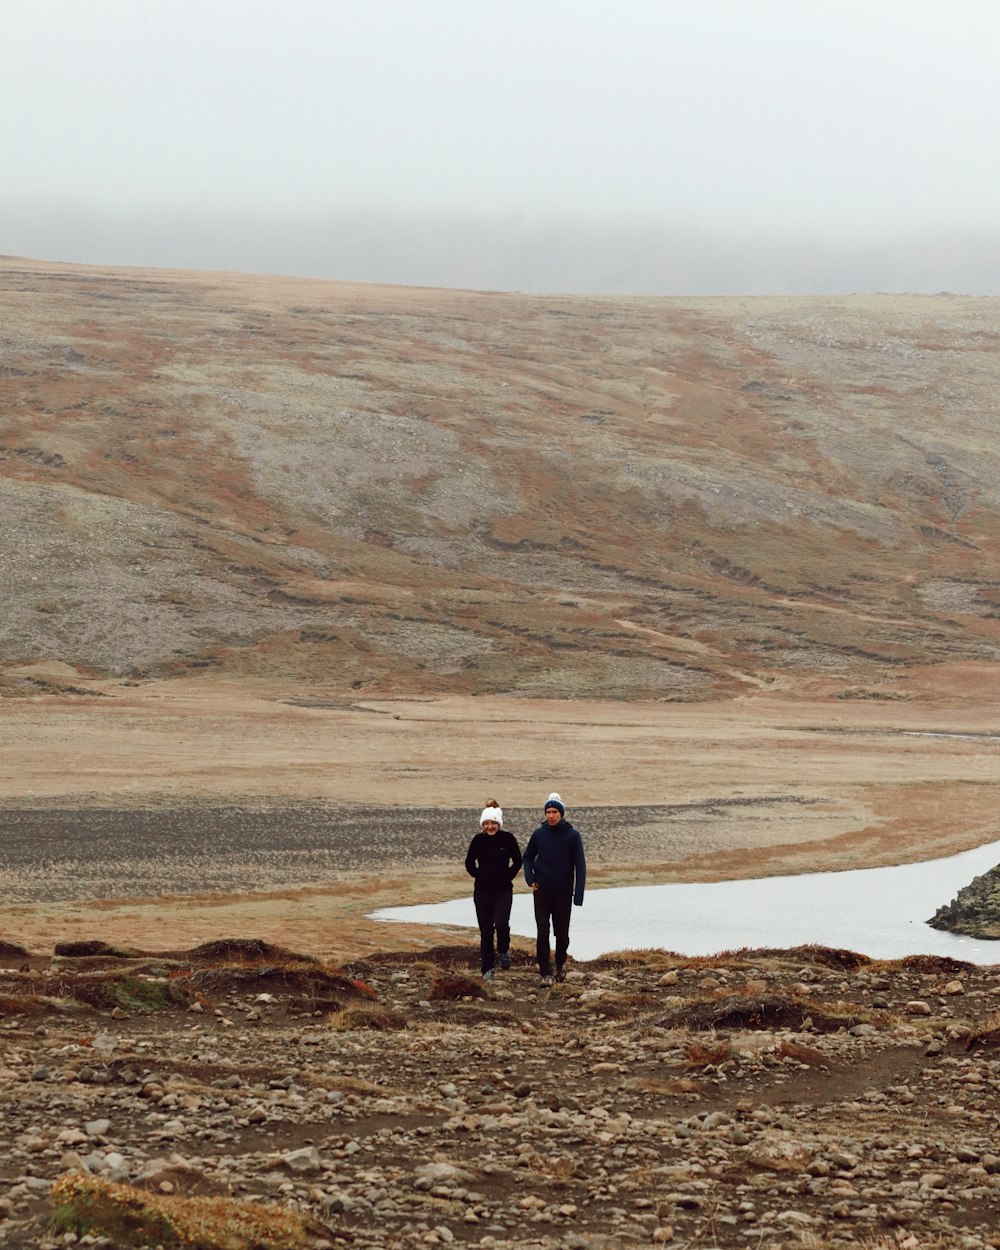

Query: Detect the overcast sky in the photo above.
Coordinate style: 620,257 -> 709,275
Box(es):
4,0 -> 1000,294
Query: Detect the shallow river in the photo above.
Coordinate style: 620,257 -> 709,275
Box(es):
372,837 -> 1000,964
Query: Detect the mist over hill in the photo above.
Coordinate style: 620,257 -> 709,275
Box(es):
6,208 -> 1000,296
2,256 -> 999,702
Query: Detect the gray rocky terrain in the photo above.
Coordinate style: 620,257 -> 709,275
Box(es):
3,258 -> 1000,702
1,938 -> 999,1249
931,865 -> 1000,940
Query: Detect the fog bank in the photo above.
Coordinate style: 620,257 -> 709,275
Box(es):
5,206 -> 1000,296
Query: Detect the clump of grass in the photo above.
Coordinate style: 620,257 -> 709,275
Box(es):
187,964 -> 313,990
54,940 -> 134,958
713,944 -> 872,971
587,949 -> 679,971
188,939 -> 319,966
428,974 -> 485,1001
777,1037 -> 831,1067
347,944 -> 474,970
0,939 -> 30,957
658,991 -> 884,1034
50,1172 -> 331,1248
684,1038 -> 732,1070
330,1005 -> 407,1031
112,977 -> 192,1013
897,953 -> 974,975
173,941 -> 375,1006
401,959 -> 443,979
55,973 -> 192,1013
964,1009 -> 1000,1051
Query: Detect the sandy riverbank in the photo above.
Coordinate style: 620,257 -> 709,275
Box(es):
2,680 -> 998,959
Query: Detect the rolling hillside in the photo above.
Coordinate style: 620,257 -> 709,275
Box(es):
3,256 -> 999,702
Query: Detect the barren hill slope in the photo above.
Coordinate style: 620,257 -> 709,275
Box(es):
3,257 -> 999,701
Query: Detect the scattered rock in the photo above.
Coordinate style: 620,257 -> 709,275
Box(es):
0,940 -> 998,1249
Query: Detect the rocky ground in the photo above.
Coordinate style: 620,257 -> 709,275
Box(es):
931,864 -> 1000,940
5,258 -> 1000,703
0,799 -> 844,905
2,937 -> 999,1249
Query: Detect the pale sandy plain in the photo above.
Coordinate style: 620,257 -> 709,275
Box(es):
2,659 -> 998,962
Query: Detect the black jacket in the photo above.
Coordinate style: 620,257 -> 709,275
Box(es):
465,828 -> 523,892
522,818 -> 586,905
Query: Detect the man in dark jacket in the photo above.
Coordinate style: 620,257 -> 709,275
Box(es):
522,792 -> 586,985
465,804 -> 523,980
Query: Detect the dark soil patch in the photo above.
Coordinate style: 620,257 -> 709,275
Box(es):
0,992 -> 45,1015
427,1004 -> 520,1028
352,944 -> 479,970
184,965 -> 362,1003
657,992 -> 879,1033
751,1042 -> 936,1108
54,940 -> 137,958
428,975 -> 486,1001
56,956 -> 188,976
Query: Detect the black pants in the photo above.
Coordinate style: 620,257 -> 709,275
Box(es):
533,887 -> 572,975
474,888 -> 513,972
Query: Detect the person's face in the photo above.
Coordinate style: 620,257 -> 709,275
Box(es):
482,820 -> 500,836
545,807 -> 562,825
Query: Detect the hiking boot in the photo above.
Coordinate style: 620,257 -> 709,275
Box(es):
482,968 -> 495,982
499,950 -> 512,971
555,964 -> 566,983
539,974 -> 553,988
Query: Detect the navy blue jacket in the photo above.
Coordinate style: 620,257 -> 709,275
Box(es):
465,829 -> 522,892
523,818 -> 586,905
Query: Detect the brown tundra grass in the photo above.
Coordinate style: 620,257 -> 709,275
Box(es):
50,1172 -> 331,1249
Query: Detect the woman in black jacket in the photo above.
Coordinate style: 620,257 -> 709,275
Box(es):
465,800 -> 523,981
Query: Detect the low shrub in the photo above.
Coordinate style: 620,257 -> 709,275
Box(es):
658,991 -> 883,1034
54,974 -> 191,1013
330,1005 -> 407,1031
50,1172 -> 331,1248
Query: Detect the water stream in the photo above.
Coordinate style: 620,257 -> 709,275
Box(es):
371,837 -> 1000,964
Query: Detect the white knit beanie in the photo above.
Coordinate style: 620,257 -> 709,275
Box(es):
480,806 -> 503,827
